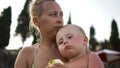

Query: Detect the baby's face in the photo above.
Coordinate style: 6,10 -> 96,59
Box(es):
56,25 -> 88,59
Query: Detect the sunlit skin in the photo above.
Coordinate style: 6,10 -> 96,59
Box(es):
56,25 -> 87,61
33,1 -> 63,40
54,25 -> 105,68
14,1 -> 65,68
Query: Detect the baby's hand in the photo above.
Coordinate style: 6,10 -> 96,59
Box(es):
48,63 -> 68,68
47,59 -> 68,68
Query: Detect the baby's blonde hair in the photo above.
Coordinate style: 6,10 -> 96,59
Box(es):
61,24 -> 86,36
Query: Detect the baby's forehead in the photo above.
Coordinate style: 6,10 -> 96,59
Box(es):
57,25 -> 79,36
57,25 -> 85,36
60,25 -> 79,32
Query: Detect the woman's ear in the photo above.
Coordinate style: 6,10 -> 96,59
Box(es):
33,17 -> 38,26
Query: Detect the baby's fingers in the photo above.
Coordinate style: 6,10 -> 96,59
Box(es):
53,63 -> 68,68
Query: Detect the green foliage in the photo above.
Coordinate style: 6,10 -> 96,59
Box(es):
89,26 -> 98,51
0,6 -> 11,48
90,25 -> 95,38
109,19 -> 120,51
15,0 -> 32,43
31,28 -> 40,44
99,40 -> 109,50
67,13 -> 72,24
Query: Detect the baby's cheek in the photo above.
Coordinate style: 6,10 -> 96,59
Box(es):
72,36 -> 83,43
73,36 -> 81,42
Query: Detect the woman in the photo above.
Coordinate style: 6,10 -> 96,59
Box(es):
14,0 -> 65,68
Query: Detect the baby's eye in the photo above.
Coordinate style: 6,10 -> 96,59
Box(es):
67,35 -> 72,39
57,40 -> 63,45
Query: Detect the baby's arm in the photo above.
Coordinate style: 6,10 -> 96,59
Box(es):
88,52 -> 105,68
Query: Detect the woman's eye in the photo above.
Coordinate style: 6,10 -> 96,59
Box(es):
49,13 -> 57,17
60,12 -> 63,17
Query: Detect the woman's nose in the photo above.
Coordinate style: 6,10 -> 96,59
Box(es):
56,16 -> 63,24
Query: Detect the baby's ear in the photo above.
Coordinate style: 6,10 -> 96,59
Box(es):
84,36 -> 88,45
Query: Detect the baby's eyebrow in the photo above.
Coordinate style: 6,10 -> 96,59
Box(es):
58,37 -> 62,42
56,38 -> 63,45
66,33 -> 72,36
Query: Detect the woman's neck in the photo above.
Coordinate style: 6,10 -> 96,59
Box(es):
40,35 -> 57,48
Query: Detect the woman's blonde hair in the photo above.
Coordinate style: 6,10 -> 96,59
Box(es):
29,0 -> 55,33
28,0 -> 55,43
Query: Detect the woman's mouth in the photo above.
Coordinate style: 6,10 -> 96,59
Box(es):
55,26 -> 62,31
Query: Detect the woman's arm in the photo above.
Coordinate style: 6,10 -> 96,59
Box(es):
88,52 -> 105,68
14,47 -> 33,68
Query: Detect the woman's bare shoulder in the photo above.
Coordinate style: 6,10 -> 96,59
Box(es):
88,52 -> 104,68
18,43 -> 38,57
90,52 -> 100,57
14,44 -> 39,68
88,52 -> 99,59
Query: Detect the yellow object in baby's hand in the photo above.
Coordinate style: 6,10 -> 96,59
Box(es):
48,59 -> 64,67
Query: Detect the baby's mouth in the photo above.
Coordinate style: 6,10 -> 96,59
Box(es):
64,45 -> 72,50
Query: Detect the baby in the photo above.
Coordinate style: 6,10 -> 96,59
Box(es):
53,24 -> 104,68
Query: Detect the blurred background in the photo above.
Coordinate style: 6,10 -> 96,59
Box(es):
0,0 -> 120,68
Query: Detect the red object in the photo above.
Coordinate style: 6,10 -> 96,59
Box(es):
96,49 -> 120,63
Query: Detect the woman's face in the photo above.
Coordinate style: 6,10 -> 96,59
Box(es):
36,1 -> 63,37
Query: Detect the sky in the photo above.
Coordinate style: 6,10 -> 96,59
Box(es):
0,0 -> 120,50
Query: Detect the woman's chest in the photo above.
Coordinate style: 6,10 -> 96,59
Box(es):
34,49 -> 63,68
67,58 -> 89,68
